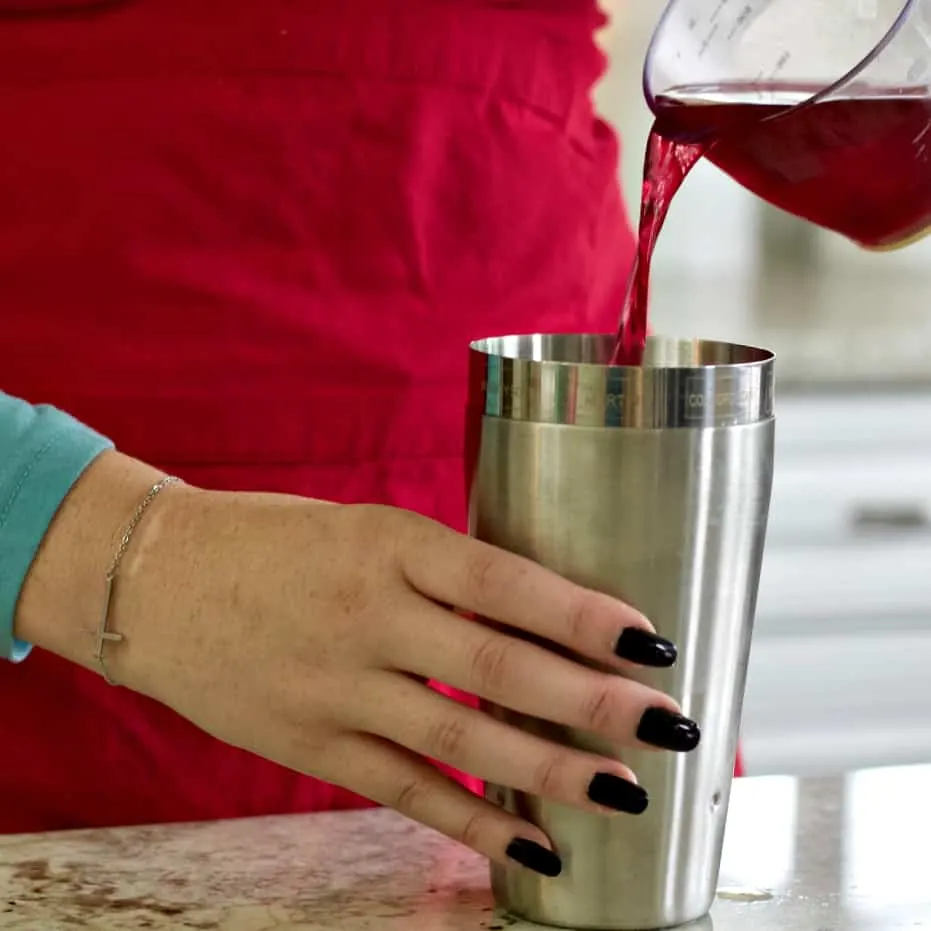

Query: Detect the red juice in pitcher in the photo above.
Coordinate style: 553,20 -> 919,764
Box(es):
613,82 -> 931,365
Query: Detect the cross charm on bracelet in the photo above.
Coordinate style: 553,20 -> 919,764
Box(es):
92,575 -> 124,686
86,475 -> 180,687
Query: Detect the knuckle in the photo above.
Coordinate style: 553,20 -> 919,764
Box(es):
391,777 -> 431,818
352,501 -> 397,529
531,752 -> 573,799
425,715 -> 471,761
581,681 -> 620,733
464,549 -> 500,606
469,635 -> 517,694
281,726 -> 333,769
350,500 -> 406,541
456,810 -> 494,851
565,590 -> 603,644
331,580 -> 370,622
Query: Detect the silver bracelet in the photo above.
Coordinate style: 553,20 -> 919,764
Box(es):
91,475 -> 182,686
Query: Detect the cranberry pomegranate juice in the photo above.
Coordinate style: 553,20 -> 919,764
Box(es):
613,83 -> 931,365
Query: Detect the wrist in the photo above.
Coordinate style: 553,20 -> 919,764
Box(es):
13,450 -> 168,680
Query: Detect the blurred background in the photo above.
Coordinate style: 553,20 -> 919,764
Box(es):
596,3 -> 931,778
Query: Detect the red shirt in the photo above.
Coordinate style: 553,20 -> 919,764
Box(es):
0,0 -> 654,833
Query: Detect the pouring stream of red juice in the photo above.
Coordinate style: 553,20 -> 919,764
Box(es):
612,83 -> 931,366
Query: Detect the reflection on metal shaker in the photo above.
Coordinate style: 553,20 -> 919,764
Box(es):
466,334 -> 775,930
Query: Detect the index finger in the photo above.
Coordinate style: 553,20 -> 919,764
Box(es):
399,520 -> 676,670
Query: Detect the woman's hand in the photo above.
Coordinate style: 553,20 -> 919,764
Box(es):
16,451 -> 699,877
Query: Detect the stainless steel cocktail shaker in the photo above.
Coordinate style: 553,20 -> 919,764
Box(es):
467,334 -> 775,930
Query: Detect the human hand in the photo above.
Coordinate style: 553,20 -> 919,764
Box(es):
19,453 -> 700,878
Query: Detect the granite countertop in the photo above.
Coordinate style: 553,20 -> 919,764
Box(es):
2,764 -> 930,930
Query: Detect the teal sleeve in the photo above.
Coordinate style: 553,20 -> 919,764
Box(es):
0,392 -> 113,662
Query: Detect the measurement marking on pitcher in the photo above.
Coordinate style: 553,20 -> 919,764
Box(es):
726,5 -> 754,41
699,22 -> 720,57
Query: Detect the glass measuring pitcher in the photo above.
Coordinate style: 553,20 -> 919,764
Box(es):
644,0 -> 931,250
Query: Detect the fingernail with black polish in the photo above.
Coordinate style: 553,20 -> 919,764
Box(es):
615,628 -> 678,668
637,707 -> 701,752
506,838 -> 563,877
587,773 -> 649,815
